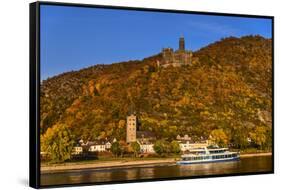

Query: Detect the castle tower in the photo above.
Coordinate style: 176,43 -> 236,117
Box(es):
179,36 -> 185,51
126,114 -> 137,143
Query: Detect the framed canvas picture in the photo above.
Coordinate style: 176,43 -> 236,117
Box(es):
29,1 -> 274,188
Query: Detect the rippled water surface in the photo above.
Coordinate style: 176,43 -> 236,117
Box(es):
41,156 -> 272,186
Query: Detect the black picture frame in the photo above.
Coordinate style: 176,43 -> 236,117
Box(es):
30,1 -> 274,189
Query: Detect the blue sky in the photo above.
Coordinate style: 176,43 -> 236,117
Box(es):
40,5 -> 272,80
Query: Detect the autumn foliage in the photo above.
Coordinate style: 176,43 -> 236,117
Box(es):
40,35 -> 272,151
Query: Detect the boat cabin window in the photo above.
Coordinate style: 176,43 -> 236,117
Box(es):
209,149 -> 226,154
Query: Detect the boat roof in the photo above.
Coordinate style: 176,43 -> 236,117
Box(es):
189,148 -> 228,152
208,148 -> 228,151
189,149 -> 206,152
181,151 -> 239,157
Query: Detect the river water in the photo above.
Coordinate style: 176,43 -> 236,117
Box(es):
41,156 -> 272,186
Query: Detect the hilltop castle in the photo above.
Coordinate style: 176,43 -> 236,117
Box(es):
159,36 -> 193,67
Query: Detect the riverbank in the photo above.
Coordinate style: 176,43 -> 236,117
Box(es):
240,152 -> 272,157
41,152 -> 272,173
41,158 -> 176,173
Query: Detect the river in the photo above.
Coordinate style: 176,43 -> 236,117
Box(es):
41,156 -> 272,186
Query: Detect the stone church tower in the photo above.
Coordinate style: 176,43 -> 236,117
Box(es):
126,114 -> 137,143
179,36 -> 185,51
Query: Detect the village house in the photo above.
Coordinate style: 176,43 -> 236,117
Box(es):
138,141 -> 155,154
137,131 -> 156,142
177,134 -> 209,152
179,141 -> 190,152
88,141 -> 107,152
72,145 -> 83,155
77,138 -> 113,152
178,139 -> 210,152
105,141 -> 112,150
176,134 -> 191,141
189,140 -> 209,149
78,139 -> 86,146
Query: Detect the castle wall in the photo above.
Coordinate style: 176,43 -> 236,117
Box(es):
161,50 -> 192,67
162,48 -> 174,64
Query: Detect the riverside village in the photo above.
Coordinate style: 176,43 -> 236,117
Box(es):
41,113 -> 242,167
71,113 -> 210,156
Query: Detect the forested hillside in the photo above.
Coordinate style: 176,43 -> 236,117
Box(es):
40,35 -> 272,149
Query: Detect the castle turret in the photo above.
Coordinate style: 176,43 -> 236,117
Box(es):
179,36 -> 185,51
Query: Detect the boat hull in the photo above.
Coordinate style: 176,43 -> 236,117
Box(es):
177,156 -> 240,165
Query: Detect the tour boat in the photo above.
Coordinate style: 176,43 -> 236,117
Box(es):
177,147 -> 240,165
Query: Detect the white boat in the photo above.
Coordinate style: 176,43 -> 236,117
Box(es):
177,147 -> 240,165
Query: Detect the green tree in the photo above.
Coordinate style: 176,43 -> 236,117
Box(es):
231,125 -> 249,149
41,123 -> 75,163
209,129 -> 229,147
163,126 -> 178,140
119,140 -> 128,157
249,126 -> 267,149
153,139 -> 166,155
265,127 -> 272,150
116,120 -> 126,140
130,142 -> 140,157
170,140 -> 181,154
110,141 -> 121,157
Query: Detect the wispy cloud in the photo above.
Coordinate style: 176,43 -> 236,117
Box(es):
187,20 -> 240,36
